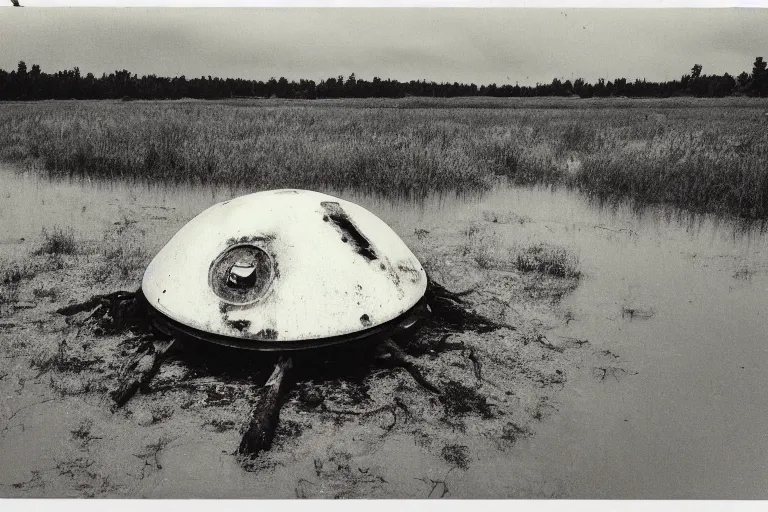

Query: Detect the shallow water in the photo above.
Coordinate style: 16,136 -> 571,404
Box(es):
2,169 -> 768,498
480,188 -> 768,499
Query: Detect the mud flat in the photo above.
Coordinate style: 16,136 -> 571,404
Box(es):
0,172 -> 613,498
3,171 -> 768,498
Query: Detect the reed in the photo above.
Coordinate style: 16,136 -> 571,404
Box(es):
510,242 -> 581,279
35,226 -> 78,256
0,97 -> 766,218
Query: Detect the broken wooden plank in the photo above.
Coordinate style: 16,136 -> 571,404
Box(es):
237,356 -> 293,457
111,338 -> 175,408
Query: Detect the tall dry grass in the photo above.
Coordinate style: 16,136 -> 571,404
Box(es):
1,97 -> 767,217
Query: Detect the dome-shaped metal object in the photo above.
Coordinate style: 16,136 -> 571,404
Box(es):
142,189 -> 428,350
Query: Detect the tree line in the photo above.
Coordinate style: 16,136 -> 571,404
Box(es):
1,58 -> 766,101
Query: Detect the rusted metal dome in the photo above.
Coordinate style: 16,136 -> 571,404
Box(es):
142,189 -> 428,350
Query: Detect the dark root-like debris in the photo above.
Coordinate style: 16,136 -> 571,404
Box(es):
424,279 -> 514,335
57,289 -> 149,335
55,277 -> 515,462
57,288 -> 174,408
379,339 -> 442,395
401,279 -> 514,357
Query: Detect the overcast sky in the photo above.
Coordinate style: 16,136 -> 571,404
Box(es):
1,7 -> 766,85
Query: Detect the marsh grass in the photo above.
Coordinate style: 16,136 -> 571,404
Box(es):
1,98 -> 767,217
90,217 -> 152,283
32,285 -> 60,301
29,338 -> 66,373
511,242 -> 581,279
35,226 -> 78,256
95,244 -> 149,282
1,259 -> 37,304
0,285 -> 20,305
459,224 -> 500,268
1,259 -> 37,285
459,224 -> 581,279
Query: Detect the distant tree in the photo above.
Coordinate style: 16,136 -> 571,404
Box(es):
752,57 -> 767,96
276,76 -> 289,98
737,71 -> 750,88
0,57 -> 762,101
593,78 -> 607,97
573,77 -> 590,97
550,77 -> 563,96
691,64 -> 702,79
680,72 -> 691,89
266,77 -> 278,97
345,73 -> 358,97
753,56 -> 766,78
614,77 -> 628,96
719,73 -> 736,97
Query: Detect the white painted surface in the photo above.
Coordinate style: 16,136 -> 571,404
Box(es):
142,189 -> 427,344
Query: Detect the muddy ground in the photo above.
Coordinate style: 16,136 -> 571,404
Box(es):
0,198 -> 623,499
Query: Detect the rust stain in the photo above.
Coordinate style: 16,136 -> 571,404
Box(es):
381,258 -> 405,299
320,201 -> 378,261
387,264 -> 401,288
225,233 -> 277,246
255,328 -> 278,340
397,261 -> 422,284
226,319 -> 251,332
210,245 -> 274,304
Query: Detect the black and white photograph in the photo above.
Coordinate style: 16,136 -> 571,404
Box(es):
1,0 -> 768,502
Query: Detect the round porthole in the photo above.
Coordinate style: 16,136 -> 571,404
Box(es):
209,244 -> 275,305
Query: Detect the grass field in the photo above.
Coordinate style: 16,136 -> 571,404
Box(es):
1,97 -> 767,218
